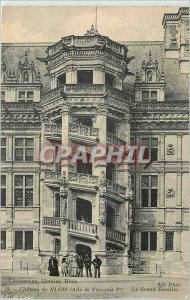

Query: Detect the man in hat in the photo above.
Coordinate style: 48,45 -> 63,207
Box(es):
92,255 -> 102,278
83,253 -> 92,277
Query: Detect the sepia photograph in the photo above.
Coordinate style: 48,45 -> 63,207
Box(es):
0,1 -> 189,299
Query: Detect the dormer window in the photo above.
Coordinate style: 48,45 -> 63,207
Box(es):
18,91 -> 34,102
77,70 -> 93,84
142,90 -> 157,102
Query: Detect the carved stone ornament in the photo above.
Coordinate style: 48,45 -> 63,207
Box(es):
166,144 -> 175,155
99,196 -> 107,225
166,188 -> 175,198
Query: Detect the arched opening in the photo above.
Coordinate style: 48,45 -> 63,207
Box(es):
107,118 -> 117,135
147,70 -> 152,82
76,244 -> 92,259
54,193 -> 60,217
106,163 -> 116,181
106,206 -> 116,229
57,73 -> 66,87
76,198 -> 92,223
77,117 -> 93,127
77,152 -> 92,175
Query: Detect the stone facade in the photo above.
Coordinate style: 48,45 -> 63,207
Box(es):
1,7 -> 189,275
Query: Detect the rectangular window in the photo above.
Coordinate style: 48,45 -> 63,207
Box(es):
150,232 -> 157,250
27,91 -> 34,101
1,91 -> 5,101
14,175 -> 33,206
55,193 -> 60,217
142,91 -> 149,101
166,232 -> 174,251
1,137 -> 6,162
77,70 -> 93,84
142,90 -> 157,102
150,91 -> 157,101
1,175 -> 6,207
15,231 -> 33,250
15,138 -> 34,161
141,137 -> 158,161
1,231 -> 6,249
25,231 -> 33,250
141,232 -> 148,251
15,231 -> 23,249
57,73 -> 66,87
18,91 -> 34,102
141,232 -> 157,251
105,73 -> 115,87
141,175 -> 158,207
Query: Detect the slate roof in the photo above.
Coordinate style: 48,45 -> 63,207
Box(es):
2,40 -> 189,100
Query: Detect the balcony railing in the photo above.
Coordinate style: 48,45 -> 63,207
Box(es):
43,84 -> 129,105
69,123 -> 99,139
48,35 -> 125,56
106,132 -> 126,146
43,217 -> 61,228
69,220 -> 98,236
68,172 -> 99,185
106,227 -> 126,244
106,180 -> 126,197
44,124 -> 62,134
44,170 -> 61,182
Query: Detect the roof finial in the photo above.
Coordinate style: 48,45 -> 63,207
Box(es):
25,51 -> 28,62
149,51 -> 152,61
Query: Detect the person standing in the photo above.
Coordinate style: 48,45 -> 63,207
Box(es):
76,255 -> 84,277
83,254 -> 92,277
92,255 -> 102,278
48,256 -> 55,276
71,254 -> 78,277
53,256 -> 59,276
61,256 -> 68,277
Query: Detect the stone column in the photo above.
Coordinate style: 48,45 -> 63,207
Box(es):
6,134 -> 13,162
157,228 -> 165,259
175,229 -> 182,260
159,171 -> 165,207
33,228 -> 39,252
159,134 -> 165,161
177,134 -> 182,161
6,171 -> 13,224
61,103 -> 71,176
93,105 -> 107,177
176,171 -> 182,207
60,182 -> 69,256
93,66 -> 105,84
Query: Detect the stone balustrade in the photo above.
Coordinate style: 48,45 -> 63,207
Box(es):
48,35 -> 125,56
43,217 -> 61,227
69,220 -> 98,235
69,123 -> 99,138
68,172 -> 99,185
106,180 -> 126,197
44,170 -> 61,182
106,227 -> 126,243
43,84 -> 129,104
44,124 -> 62,134
106,132 -> 126,146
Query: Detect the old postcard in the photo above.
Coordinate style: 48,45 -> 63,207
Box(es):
1,2 -> 189,299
